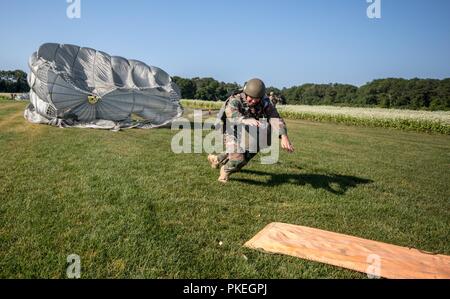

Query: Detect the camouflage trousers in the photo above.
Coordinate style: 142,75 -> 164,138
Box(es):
216,129 -> 271,174
217,126 -> 271,173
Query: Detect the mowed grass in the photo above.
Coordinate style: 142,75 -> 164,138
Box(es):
0,99 -> 449,278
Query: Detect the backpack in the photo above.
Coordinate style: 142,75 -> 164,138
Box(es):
213,90 -> 243,130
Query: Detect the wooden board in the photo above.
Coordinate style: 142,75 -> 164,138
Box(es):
244,222 -> 450,279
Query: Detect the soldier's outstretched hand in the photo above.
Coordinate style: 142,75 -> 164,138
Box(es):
281,135 -> 295,153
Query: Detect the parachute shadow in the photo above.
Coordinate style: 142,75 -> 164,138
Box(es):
237,170 -> 373,195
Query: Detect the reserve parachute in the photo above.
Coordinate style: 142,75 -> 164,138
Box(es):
25,43 -> 183,129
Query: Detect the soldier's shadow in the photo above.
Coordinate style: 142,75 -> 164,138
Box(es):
236,169 -> 373,195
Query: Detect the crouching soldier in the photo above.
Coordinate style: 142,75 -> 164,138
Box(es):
208,78 -> 294,183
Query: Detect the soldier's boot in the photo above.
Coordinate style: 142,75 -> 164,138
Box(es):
207,154 -> 220,169
218,166 -> 230,183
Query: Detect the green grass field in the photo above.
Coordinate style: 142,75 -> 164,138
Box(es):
1,99 -> 449,278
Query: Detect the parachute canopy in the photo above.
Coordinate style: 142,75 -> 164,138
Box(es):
26,43 -> 182,129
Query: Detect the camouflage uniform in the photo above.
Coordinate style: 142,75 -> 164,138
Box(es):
269,94 -> 279,107
216,92 -> 287,174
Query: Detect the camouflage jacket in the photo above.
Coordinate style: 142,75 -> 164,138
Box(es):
222,92 -> 288,136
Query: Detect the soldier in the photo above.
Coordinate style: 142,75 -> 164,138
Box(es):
208,78 -> 294,183
269,91 -> 278,107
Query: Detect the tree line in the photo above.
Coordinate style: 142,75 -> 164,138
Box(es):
282,78 -> 450,110
0,70 -> 29,93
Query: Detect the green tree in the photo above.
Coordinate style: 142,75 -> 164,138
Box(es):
172,76 -> 196,99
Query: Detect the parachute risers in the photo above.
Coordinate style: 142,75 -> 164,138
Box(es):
25,43 -> 183,130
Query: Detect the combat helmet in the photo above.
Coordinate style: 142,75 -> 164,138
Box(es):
243,78 -> 266,98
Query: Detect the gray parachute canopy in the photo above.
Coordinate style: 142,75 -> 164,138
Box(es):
26,43 -> 183,129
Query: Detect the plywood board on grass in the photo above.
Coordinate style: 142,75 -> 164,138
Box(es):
244,222 -> 450,279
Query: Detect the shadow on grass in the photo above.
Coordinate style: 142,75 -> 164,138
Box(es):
236,169 -> 373,195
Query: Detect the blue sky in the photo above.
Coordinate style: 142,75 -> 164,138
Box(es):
0,0 -> 449,88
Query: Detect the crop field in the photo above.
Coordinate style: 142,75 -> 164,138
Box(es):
181,100 -> 450,134
0,99 -> 449,278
